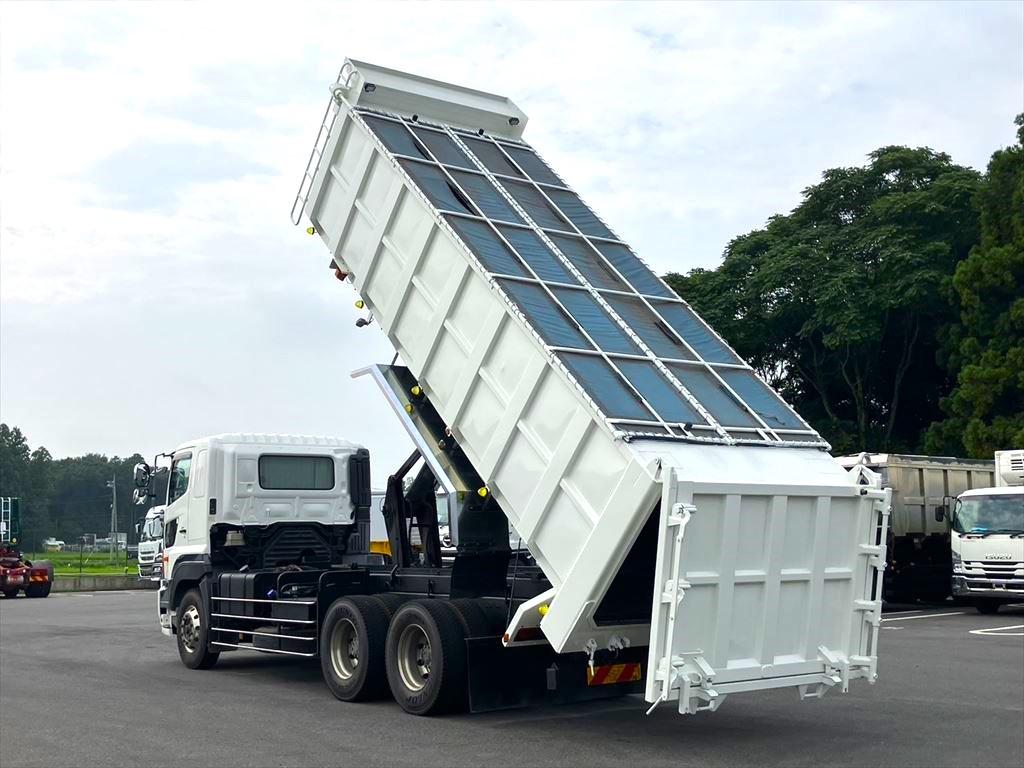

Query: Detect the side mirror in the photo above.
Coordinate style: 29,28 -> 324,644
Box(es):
933,506 -> 946,523
133,462 -> 151,488
132,487 -> 150,506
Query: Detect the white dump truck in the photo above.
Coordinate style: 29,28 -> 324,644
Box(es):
136,505 -> 165,581
150,60 -> 891,717
946,449 -> 1024,613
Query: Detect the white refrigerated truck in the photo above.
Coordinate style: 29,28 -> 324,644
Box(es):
151,60 -> 892,717
947,449 -> 1024,613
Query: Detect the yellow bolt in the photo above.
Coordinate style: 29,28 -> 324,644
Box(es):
355,300 -> 365,309
306,226 -> 316,236
477,486 -> 489,498
411,385 -> 422,397
404,403 -> 414,414
538,604 -> 549,617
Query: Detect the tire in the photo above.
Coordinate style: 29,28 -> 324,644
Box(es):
25,583 -> 51,598
320,596 -> 390,701
475,599 -> 511,635
372,592 -> 409,618
2,589 -> 18,599
176,588 -> 220,670
448,598 -> 493,638
385,600 -> 468,715
975,600 -> 1002,615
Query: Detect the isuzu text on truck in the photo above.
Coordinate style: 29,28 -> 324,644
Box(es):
146,60 -> 891,717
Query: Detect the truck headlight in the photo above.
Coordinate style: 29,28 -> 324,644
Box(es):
951,549 -> 963,573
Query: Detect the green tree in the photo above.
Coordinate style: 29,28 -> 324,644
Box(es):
0,423 -> 152,548
667,147 -> 982,453
0,425 -> 32,542
926,116 -> 1024,457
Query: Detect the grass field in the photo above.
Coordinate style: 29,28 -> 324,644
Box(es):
24,552 -> 139,576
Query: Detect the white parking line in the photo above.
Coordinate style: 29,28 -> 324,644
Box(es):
879,611 -> 966,623
883,610 -> 925,616
969,624 -> 1024,637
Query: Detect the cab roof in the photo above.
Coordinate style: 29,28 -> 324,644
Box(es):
960,486 -> 1023,498
173,433 -> 364,453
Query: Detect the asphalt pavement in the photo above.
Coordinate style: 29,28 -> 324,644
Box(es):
1,591 -> 1022,768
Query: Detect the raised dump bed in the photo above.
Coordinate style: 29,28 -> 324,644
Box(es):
294,59 -> 891,713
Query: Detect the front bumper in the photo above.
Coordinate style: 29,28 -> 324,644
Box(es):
952,575 -> 1024,600
158,582 -> 172,635
137,562 -> 160,580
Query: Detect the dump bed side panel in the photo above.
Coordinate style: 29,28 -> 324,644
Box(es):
308,110 -> 653,626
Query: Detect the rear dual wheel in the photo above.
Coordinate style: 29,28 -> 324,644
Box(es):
319,596 -> 495,716
385,600 -> 470,716
320,596 -> 390,701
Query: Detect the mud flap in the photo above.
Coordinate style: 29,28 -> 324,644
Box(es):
466,637 -> 644,713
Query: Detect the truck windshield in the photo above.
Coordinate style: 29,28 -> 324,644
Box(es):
141,517 -> 164,542
953,494 -> 1024,534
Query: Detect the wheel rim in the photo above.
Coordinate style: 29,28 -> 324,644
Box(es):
180,605 -> 201,653
396,623 -> 431,692
330,618 -> 359,680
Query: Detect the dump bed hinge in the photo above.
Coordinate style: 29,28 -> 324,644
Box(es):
673,653 -> 724,715
816,646 -> 849,693
646,652 -> 724,716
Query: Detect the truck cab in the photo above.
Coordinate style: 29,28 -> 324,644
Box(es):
948,450 -> 1024,613
138,434 -> 371,636
136,506 -> 165,581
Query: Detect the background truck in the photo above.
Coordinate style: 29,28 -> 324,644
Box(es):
837,453 -> 995,601
945,449 -> 1023,613
0,497 -> 53,598
153,60 -> 891,718
136,505 -> 165,581
0,546 -> 53,598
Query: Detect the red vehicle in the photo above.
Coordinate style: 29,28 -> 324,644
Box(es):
0,546 -> 52,598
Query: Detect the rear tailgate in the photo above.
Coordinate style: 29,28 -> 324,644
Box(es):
646,468 -> 890,714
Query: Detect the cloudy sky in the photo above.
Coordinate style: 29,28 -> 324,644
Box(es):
1,1 -> 1021,477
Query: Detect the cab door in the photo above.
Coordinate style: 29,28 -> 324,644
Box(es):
163,450 -> 207,578
186,449 -> 209,547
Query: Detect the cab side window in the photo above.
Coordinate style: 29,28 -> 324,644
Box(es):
167,454 -> 192,504
164,518 -> 178,547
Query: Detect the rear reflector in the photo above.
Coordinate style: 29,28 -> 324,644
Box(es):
587,662 -> 642,686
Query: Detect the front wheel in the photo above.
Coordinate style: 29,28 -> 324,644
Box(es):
975,600 -> 1002,615
25,583 -> 51,598
2,588 -> 18,599
176,588 -> 219,669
